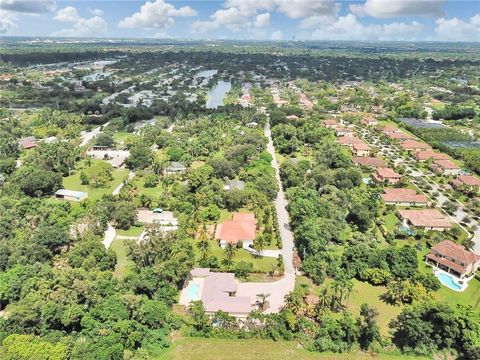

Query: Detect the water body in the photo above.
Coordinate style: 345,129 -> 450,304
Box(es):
206,80 -> 231,109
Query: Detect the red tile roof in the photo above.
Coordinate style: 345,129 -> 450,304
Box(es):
415,150 -> 450,161
400,140 -> 432,150
215,213 -> 256,244
352,143 -> 371,151
452,175 -> 480,187
374,167 -> 401,179
429,240 -> 480,267
398,209 -> 453,228
381,188 -> 428,204
432,159 -> 460,170
352,157 -> 387,168
338,136 -> 364,145
381,125 -> 400,133
386,131 -> 414,140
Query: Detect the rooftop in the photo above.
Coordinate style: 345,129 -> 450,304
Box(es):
398,209 -> 453,228
381,188 -> 428,204
215,212 -> 256,244
400,140 -> 432,150
415,150 -> 450,161
352,156 -> 387,168
431,159 -> 460,170
452,175 -> 480,187
429,240 -> 480,266
374,167 -> 401,178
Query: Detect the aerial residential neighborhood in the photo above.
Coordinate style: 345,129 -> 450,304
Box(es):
0,1 -> 479,359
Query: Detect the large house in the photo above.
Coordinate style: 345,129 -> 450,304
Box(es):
373,167 -> 402,184
351,143 -> 371,157
426,240 -> 480,279
338,136 -> 364,147
215,213 -> 256,248
386,131 -> 414,140
335,126 -> 354,137
414,150 -> 450,162
398,209 -> 453,231
361,117 -> 378,127
450,175 -> 480,194
381,125 -> 401,134
430,159 -> 461,176
179,268 -> 253,318
321,119 -> 339,128
381,188 -> 428,207
400,140 -> 432,152
352,156 -> 387,169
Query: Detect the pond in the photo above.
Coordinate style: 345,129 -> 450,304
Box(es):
206,80 -> 231,109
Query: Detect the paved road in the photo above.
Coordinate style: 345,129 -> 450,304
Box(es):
356,125 -> 480,254
264,120 -> 295,275
80,121 -> 110,146
112,171 -> 136,195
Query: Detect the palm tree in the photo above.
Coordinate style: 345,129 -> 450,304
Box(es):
223,243 -> 237,267
316,286 -> 332,316
254,234 -> 267,255
197,224 -> 211,262
256,293 -> 271,311
331,280 -> 345,312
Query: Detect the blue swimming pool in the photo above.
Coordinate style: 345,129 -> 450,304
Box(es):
437,273 -> 462,291
187,283 -> 200,301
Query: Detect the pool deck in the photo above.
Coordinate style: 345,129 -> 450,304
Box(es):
179,278 -> 205,306
433,268 -> 473,292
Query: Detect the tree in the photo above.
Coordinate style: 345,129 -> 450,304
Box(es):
94,132 -> 115,148
256,293 -> 271,311
12,165 -> 62,197
143,173 -> 159,188
126,144 -> 154,170
222,243 -> 237,267
357,303 -> 381,350
234,261 -> 253,280
196,224 -> 211,262
112,201 -> 137,230
85,161 -> 113,187
189,301 -> 212,336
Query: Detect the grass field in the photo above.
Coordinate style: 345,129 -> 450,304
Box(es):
132,175 -> 165,197
116,225 -> 144,237
110,238 -> 135,279
155,338 -> 430,360
62,161 -> 128,201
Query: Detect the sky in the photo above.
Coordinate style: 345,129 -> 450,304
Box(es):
0,0 -> 479,41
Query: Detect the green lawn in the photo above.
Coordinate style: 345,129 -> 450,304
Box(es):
110,238 -> 135,279
192,239 -> 278,273
155,337 -> 430,360
114,131 -> 134,143
383,213 -> 400,233
132,175 -> 165,197
62,161 -> 128,201
116,225 -> 144,237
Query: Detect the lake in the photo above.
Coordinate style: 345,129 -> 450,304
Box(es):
206,80 -> 231,109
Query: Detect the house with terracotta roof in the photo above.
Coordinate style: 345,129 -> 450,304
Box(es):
352,157 -> 387,169
361,117 -> 378,127
450,175 -> 480,194
215,213 -> 256,248
338,136 -> 364,147
400,140 -> 432,153
430,159 -> 461,176
18,136 -> 37,149
335,126 -> 354,137
381,188 -> 428,207
321,119 -> 339,128
381,125 -> 401,134
351,143 -> 371,157
373,167 -> 402,184
386,131 -> 414,140
414,150 -> 450,162
398,209 -> 453,231
426,240 -> 480,279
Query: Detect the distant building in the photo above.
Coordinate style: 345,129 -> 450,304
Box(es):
215,213 -> 256,248
335,126 -> 354,137
338,136 -> 364,147
381,125 -> 401,134
223,179 -> 246,191
398,209 -> 453,231
414,150 -> 450,162
373,167 -> 402,184
386,131 -> 414,140
361,117 -> 378,127
450,175 -> 480,194
430,159 -> 461,176
18,136 -> 37,149
321,119 -> 339,128
400,140 -> 432,152
351,143 -> 371,157
352,156 -> 387,169
426,240 -> 480,279
55,189 -> 88,202
165,161 -> 187,174
381,188 -> 428,207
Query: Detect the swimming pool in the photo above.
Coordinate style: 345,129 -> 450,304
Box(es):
187,283 -> 201,301
437,272 -> 463,291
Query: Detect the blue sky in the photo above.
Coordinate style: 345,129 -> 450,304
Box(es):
1,0 -> 479,41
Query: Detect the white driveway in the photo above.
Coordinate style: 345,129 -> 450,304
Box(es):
264,120 -> 295,275
237,274 -> 295,314
102,223 -> 116,249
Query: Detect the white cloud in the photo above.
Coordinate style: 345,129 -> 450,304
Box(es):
192,0 -> 338,34
255,13 -> 270,28
0,11 -> 17,33
53,6 -> 107,37
270,30 -> 283,40
90,8 -> 103,16
300,15 -> 337,28
435,14 -> 480,41
306,14 -> 424,41
0,0 -> 55,14
54,6 -> 80,22
350,0 -> 444,18
119,0 -> 197,29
